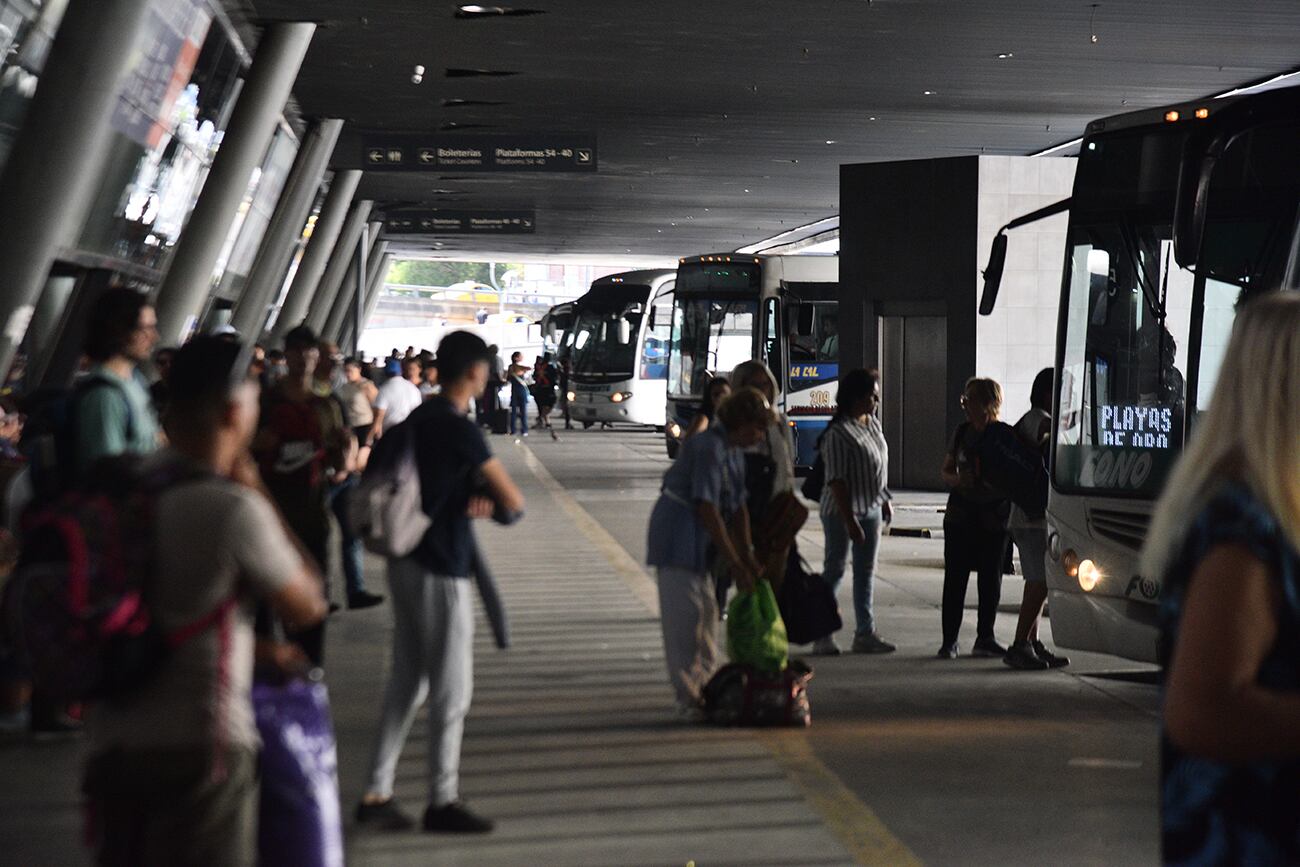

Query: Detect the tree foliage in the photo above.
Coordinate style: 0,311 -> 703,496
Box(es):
387,260 -> 508,288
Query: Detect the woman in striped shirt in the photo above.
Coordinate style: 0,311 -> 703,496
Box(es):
814,369 -> 896,655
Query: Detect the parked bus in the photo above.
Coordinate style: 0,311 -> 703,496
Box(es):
564,270 -> 675,428
981,85 -> 1300,662
664,253 -> 838,466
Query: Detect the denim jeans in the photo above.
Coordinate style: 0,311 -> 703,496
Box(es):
509,402 -> 528,434
821,504 -> 883,637
327,475 -> 367,599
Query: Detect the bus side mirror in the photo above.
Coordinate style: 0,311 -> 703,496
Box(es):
618,318 -> 632,344
979,232 -> 1008,316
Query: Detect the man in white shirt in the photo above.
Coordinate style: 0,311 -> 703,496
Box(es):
372,356 -> 424,438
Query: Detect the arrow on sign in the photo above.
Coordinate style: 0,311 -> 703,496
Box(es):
576,148 -> 593,164
367,148 -> 386,164
419,148 -> 436,164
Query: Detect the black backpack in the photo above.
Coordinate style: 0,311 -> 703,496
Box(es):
977,421 -> 1049,519
20,376 -> 138,504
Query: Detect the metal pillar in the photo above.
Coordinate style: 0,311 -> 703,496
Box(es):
337,240 -> 389,349
270,168 -> 361,340
0,0 -> 156,379
305,204 -> 373,334
352,251 -> 395,352
154,22 -> 316,345
229,117 -> 342,338
323,225 -> 382,342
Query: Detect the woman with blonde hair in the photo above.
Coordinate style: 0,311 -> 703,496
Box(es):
646,387 -> 770,718
938,377 -> 1011,659
1143,292 -> 1300,865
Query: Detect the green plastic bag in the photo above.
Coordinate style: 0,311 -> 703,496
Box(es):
726,579 -> 789,673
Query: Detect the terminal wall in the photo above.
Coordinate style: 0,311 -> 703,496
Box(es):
840,154 -> 1076,490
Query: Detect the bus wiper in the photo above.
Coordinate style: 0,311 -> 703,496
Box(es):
1119,222 -> 1167,325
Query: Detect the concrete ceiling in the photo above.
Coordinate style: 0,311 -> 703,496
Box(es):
249,0 -> 1300,261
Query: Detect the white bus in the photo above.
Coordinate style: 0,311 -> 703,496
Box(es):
565,270 -> 675,428
665,253 -> 838,466
981,85 -> 1300,663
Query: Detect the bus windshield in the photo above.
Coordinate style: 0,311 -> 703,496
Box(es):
1056,115 -> 1300,497
571,302 -> 643,380
669,296 -> 757,398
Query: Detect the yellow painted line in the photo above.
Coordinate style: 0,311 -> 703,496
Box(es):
515,440 -> 922,866
758,731 -> 923,867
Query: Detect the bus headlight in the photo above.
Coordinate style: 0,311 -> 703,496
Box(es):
667,422 -> 682,440
610,392 -> 632,403
1077,559 -> 1102,592
566,391 -> 576,402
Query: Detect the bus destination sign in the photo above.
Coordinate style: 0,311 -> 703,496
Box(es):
361,134 -> 596,173
1098,404 -> 1175,449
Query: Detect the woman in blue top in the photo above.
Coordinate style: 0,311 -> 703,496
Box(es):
647,387 -> 771,717
1142,293 -> 1300,866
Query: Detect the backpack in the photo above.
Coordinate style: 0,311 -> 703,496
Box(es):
0,455 -> 232,701
977,420 -> 1049,519
775,548 -> 842,645
703,660 -> 813,727
800,419 -> 839,502
20,376 -> 137,504
348,419 -> 431,558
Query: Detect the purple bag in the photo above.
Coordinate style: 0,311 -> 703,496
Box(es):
254,678 -> 344,867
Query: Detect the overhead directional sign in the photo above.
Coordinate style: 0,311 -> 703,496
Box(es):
385,210 -> 537,235
360,134 -> 597,172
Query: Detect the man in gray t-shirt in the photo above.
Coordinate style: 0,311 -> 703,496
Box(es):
82,338 -> 327,867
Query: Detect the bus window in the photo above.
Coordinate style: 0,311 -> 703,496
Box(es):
640,290 -> 672,380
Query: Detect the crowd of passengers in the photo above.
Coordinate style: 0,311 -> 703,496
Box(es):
2,287 -> 1299,864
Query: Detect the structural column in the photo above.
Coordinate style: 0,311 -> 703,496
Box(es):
154,21 -> 317,345
305,204 -> 373,334
270,168 -> 362,340
229,117 -> 343,338
323,223 -> 382,341
334,239 -> 388,346
350,251 -> 395,352
0,0 -> 156,379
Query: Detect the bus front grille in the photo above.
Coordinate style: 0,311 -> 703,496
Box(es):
1088,507 -> 1150,551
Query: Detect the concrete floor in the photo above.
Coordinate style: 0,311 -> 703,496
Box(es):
0,425 -> 1160,866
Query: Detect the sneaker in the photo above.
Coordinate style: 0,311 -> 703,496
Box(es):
971,638 -> 1007,658
347,592 -> 385,610
423,801 -> 494,834
355,798 -> 415,831
936,643 -> 959,659
1031,640 -> 1071,669
810,637 -> 842,656
851,633 -> 897,654
1003,641 -> 1049,671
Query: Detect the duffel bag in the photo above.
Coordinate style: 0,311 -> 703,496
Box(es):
702,660 -> 813,727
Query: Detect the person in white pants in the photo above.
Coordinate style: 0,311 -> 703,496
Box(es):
355,332 -> 524,834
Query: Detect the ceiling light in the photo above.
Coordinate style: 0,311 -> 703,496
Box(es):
825,140 -> 836,145
923,90 -> 935,95
743,189 -> 751,193
455,5 -> 547,19
411,64 -> 425,84
869,116 -> 877,121
445,68 -> 521,77
996,52 -> 1013,59
442,98 -> 508,107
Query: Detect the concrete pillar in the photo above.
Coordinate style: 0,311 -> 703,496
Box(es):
0,0 -> 156,379
270,168 -> 362,340
154,22 -> 316,345
353,251 -> 395,352
229,117 -> 342,338
324,227 -> 381,343
304,203 -> 373,335
336,239 -> 389,348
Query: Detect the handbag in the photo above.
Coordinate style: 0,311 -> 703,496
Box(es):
776,547 -> 843,645
254,678 -> 344,867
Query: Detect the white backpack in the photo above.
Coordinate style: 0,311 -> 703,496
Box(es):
348,420 -> 431,558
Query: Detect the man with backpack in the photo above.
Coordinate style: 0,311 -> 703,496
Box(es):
81,337 -> 327,866
355,331 -> 524,835
73,288 -> 161,478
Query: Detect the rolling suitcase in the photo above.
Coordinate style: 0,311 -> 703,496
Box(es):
490,408 -> 509,435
